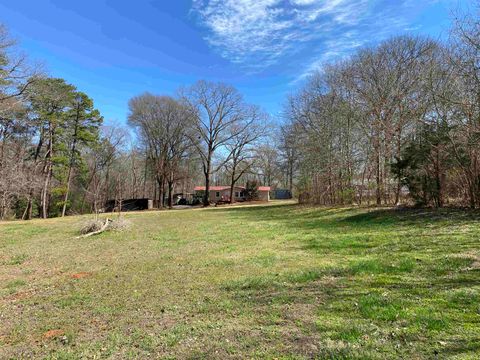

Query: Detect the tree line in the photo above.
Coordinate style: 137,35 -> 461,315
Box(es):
0,24 -> 104,219
0,23 -> 292,219
2,4 -> 477,220
282,5 -> 480,208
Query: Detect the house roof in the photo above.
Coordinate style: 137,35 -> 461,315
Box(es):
194,186 -> 244,191
194,185 -> 271,192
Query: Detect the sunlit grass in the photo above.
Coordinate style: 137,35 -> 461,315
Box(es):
1,202 -> 479,358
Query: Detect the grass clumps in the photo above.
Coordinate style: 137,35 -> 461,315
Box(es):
332,326 -> 364,342
7,254 -> 28,265
348,257 -> 416,275
357,292 -> 406,322
5,279 -> 27,294
414,308 -> 449,331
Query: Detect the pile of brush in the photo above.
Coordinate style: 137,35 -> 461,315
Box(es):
77,217 -> 131,238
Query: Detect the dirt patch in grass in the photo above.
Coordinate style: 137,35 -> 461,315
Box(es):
70,272 -> 91,279
6,289 -> 35,302
42,329 -> 64,339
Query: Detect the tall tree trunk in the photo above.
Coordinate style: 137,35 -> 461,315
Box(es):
468,180 -> 476,209
359,161 -> 368,206
0,192 -> 6,220
25,128 -> 45,219
203,171 -> 210,206
167,177 -> 174,209
153,178 -> 157,208
157,175 -> 164,209
40,128 -> 54,219
61,165 -> 74,217
62,109 -> 80,217
375,142 -> 381,206
131,155 -> 138,199
394,128 -> 402,205
104,166 -> 110,203
434,147 -> 444,208
25,188 -> 36,220
203,154 -> 212,206
229,168 -> 236,204
289,159 -> 293,193
40,162 -> 52,219
143,152 -> 148,198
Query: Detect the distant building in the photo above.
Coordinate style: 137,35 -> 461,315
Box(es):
273,189 -> 292,200
194,185 -> 271,203
104,198 -> 153,212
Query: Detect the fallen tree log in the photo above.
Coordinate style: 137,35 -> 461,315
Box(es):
76,218 -> 112,238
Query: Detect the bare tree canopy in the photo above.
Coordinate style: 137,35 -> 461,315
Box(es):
181,80 -> 263,206
0,25 -> 41,105
128,93 -> 193,208
283,17 -> 480,208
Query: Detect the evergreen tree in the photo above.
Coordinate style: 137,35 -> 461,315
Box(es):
392,122 -> 454,207
60,92 -> 102,217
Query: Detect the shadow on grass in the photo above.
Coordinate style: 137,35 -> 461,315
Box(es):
220,262 -> 480,357
341,207 -> 480,224
219,203 -> 480,258
440,338 -> 480,357
221,203 -> 480,232
216,203 -> 480,357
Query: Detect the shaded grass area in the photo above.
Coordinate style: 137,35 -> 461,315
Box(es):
1,203 -> 480,359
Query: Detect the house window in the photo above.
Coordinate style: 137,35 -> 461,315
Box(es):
215,191 -> 220,198
235,191 -> 240,197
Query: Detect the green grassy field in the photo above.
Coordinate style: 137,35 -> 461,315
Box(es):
1,202 -> 480,359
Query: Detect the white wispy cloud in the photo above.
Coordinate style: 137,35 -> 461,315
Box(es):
192,0 -> 371,69
191,0 -> 443,76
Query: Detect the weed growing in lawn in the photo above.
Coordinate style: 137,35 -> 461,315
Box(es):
7,254 -> 28,265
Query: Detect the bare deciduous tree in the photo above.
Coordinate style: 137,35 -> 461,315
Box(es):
181,80 -> 254,206
223,106 -> 266,203
128,93 -> 192,208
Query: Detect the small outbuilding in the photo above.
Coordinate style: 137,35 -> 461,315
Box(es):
273,189 -> 292,200
104,198 -> 153,212
194,185 -> 271,203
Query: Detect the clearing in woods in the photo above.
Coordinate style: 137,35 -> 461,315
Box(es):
1,202 -> 480,359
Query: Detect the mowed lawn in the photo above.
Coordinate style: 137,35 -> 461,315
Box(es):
1,202 -> 480,359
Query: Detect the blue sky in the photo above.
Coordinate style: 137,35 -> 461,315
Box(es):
0,0 -> 473,124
